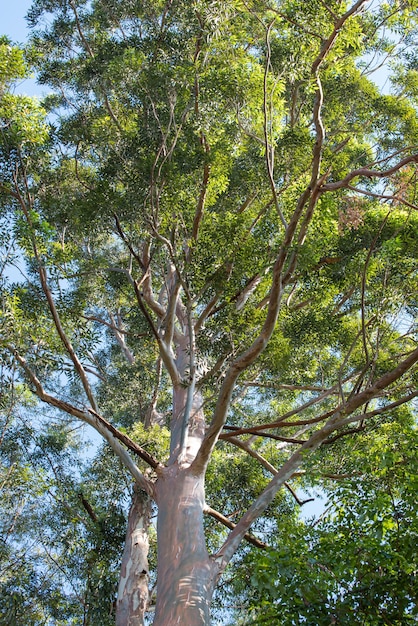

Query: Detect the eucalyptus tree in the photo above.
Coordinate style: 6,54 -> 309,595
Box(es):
1,1 -> 418,624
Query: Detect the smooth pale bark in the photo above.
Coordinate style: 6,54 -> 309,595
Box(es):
153,467 -> 219,626
116,487 -> 151,626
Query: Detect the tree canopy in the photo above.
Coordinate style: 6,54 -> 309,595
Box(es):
1,1 -> 417,624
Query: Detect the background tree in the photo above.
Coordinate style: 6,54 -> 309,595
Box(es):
1,1 -> 418,624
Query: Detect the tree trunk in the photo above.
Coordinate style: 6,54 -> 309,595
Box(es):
116,486 -> 151,626
153,467 -> 219,626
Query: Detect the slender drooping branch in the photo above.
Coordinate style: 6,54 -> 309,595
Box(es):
8,347 -> 158,495
12,172 -> 99,412
263,20 -> 287,229
220,375 -> 355,438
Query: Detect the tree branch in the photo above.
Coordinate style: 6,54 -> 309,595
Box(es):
220,376 -> 353,438
215,346 -> 418,568
129,275 -> 181,386
7,347 -> 158,495
263,20 -> 287,229
346,184 -> 418,211
109,311 -> 135,365
204,505 -> 267,550
12,171 -> 99,412
321,154 -> 418,193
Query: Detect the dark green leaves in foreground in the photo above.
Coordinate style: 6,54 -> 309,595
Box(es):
230,419 -> 418,625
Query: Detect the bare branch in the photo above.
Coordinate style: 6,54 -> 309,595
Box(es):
8,347 -> 158,494
109,311 -> 135,365
329,389 -> 418,431
314,1 -> 369,71
83,314 -> 129,335
284,481 -> 315,507
191,134 -> 211,243
346,184 -> 418,211
78,492 -> 98,524
194,292 -> 221,334
163,266 -> 182,347
225,432 -> 317,511
191,251 -> 285,473
113,213 -> 146,272
204,505 -> 267,550
215,427 -> 330,567
263,21 -> 287,229
129,275 -> 181,386
243,381 -> 335,393
220,376 -> 354,438
87,408 -> 161,470
221,428 -> 306,445
12,173 -> 98,411
223,435 -> 279,475
178,307 -> 197,463
321,154 -> 418,193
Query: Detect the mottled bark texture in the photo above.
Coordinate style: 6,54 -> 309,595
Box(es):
152,467 -> 219,626
116,487 -> 151,626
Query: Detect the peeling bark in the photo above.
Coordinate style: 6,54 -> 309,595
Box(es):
116,487 -> 151,626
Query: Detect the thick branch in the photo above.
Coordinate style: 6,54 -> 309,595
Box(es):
192,251 -> 285,473
215,425 -> 331,568
87,409 -> 161,470
163,267 -> 181,347
328,389 -> 418,431
224,436 -> 313,505
312,0 -> 369,74
191,137 -> 210,242
130,276 -> 181,386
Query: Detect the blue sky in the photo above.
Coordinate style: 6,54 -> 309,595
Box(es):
2,0 -> 46,96
2,0 -> 33,44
